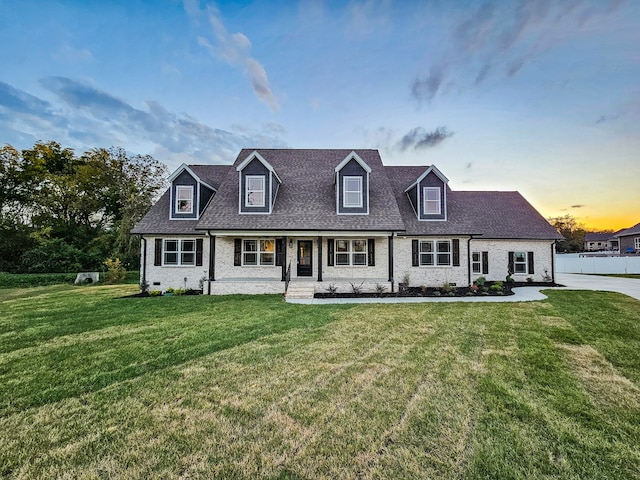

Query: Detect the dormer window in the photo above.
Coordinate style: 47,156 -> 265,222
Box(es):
246,176 -> 265,207
175,186 -> 194,214
423,187 -> 441,215
343,176 -> 363,208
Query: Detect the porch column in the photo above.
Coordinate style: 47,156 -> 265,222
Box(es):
209,235 -> 216,281
281,236 -> 287,281
388,235 -> 394,292
317,236 -> 323,281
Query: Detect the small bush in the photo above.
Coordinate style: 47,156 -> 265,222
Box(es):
104,258 -> 126,284
149,289 -> 162,296
526,277 -> 534,283
350,282 -> 364,296
375,283 -> 387,296
165,287 -> 175,294
173,288 -> 186,296
326,284 -> 338,296
474,277 -> 486,287
490,281 -> 504,292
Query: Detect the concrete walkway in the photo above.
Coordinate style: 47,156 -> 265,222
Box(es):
286,274 -> 640,304
556,273 -> 640,301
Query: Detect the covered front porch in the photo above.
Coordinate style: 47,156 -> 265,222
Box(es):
205,231 -> 396,295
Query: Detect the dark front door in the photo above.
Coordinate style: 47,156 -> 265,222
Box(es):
297,240 -> 313,277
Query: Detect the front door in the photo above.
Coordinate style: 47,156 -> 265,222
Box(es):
297,240 -> 313,277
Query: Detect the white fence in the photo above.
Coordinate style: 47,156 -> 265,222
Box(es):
556,253 -> 640,274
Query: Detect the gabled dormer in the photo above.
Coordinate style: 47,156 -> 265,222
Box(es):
335,152 -> 371,215
168,164 -> 217,220
236,151 -> 282,214
405,165 -> 448,221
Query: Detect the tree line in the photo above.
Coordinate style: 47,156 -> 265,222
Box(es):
0,141 -> 167,273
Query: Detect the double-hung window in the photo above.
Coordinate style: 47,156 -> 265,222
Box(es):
335,239 -> 367,266
243,239 -> 275,266
472,252 -> 482,274
513,252 -> 528,273
163,239 -> 195,266
419,240 -> 451,266
175,186 -> 193,214
343,176 -> 363,208
423,187 -> 441,215
635,237 -> 640,250
245,176 -> 265,207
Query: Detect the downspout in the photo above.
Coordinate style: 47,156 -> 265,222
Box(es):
551,241 -> 556,283
467,236 -> 473,286
141,236 -> 147,291
388,234 -> 394,293
281,236 -> 287,281
207,230 -> 215,295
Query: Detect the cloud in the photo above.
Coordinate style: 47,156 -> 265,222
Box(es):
411,0 -> 626,101
571,204 -> 586,209
396,126 -> 454,151
1,78 -> 286,169
188,1 -> 279,112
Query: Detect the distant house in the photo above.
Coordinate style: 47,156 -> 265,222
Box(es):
132,149 -> 562,294
584,232 -> 618,252
615,222 -> 640,254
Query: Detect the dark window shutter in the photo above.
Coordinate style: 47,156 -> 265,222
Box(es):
482,251 -> 489,275
452,239 -> 460,266
195,238 -> 203,266
154,239 -> 162,266
528,251 -> 535,274
367,238 -> 375,266
508,251 -> 515,274
234,239 -> 242,266
327,239 -> 334,266
412,239 -> 419,267
275,238 -> 283,266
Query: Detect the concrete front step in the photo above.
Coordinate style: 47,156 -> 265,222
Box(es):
285,282 -> 316,300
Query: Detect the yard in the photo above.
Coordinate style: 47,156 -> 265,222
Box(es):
1,285 -> 639,479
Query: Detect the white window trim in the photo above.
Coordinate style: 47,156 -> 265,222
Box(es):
245,175 -> 266,208
334,239 -> 368,267
423,187 -> 441,215
175,185 -> 194,215
513,251 -> 528,274
343,176 -> 363,208
634,237 -> 640,250
472,251 -> 482,274
419,239 -> 451,267
162,239 -> 196,266
242,239 -> 276,266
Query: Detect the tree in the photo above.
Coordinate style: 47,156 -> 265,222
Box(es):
0,141 -> 167,273
548,214 -> 587,253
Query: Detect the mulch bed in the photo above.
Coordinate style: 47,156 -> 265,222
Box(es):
123,289 -> 203,298
314,281 -> 562,299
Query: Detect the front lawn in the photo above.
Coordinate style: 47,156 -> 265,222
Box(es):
1,285 -> 639,479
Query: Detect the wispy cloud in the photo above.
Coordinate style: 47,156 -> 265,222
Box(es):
1,78 -> 286,169
187,1 -> 279,112
571,204 -> 586,209
411,0 -> 626,102
396,126 -> 454,151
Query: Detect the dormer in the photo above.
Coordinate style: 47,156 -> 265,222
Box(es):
404,165 -> 448,221
168,164 -> 217,220
335,152 -> 371,215
236,151 -> 281,214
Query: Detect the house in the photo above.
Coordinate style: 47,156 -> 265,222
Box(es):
132,149 -> 563,294
584,232 -> 618,252
615,222 -> 640,254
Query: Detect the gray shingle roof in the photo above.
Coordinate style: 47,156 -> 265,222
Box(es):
131,165 -> 232,235
615,221 -> 640,238
196,149 -> 406,231
386,166 -> 563,239
132,150 -> 562,240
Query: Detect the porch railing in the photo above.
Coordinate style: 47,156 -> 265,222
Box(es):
284,261 -> 292,293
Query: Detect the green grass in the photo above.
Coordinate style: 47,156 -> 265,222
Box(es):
0,286 -> 639,479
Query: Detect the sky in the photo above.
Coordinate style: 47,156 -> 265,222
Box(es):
1,0 -> 639,231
